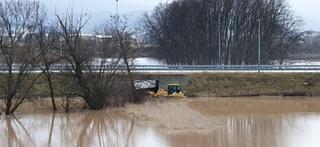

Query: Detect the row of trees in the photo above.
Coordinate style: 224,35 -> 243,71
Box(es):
145,0 -> 303,65
0,0 -> 138,115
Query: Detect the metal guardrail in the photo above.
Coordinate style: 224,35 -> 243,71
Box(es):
128,65 -> 320,71
129,65 -> 320,73
1,64 -> 320,73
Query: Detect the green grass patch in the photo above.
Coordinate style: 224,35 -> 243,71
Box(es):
185,73 -> 320,97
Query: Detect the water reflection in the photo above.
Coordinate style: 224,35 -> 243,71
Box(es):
0,111 -> 168,147
1,112 -> 320,147
1,115 -> 35,147
165,114 -> 320,147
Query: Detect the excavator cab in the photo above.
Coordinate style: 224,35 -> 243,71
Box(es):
168,84 -> 182,95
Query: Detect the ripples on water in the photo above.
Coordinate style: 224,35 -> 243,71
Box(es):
1,111 -> 320,147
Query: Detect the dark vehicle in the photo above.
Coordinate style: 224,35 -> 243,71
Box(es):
167,84 -> 182,95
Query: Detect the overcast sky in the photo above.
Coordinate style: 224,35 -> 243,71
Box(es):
289,0 -> 320,31
38,0 -> 320,31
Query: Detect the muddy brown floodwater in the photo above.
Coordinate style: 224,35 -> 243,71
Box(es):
1,97 -> 320,147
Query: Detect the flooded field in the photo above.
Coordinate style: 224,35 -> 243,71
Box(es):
1,97 -> 320,147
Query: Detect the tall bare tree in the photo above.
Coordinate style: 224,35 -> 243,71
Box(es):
34,7 -> 61,111
56,11 -> 123,109
108,15 -> 140,103
0,0 -> 43,115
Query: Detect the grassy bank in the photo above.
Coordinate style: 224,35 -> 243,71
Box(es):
185,73 -> 320,97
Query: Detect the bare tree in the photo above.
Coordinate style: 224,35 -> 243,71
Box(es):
0,0 -> 43,115
56,11 -> 123,109
108,15 -> 140,103
34,6 -> 61,111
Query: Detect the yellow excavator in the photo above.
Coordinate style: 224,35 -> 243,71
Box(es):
153,84 -> 185,98
134,80 -> 185,98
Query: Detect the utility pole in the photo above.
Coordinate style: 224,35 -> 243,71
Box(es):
258,19 -> 261,73
116,0 -> 119,16
218,22 -> 221,65
115,0 -> 119,28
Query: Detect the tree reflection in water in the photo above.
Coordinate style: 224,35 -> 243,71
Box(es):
2,112 -> 320,147
2,116 -> 35,147
76,111 -> 136,147
0,111 -> 167,147
47,113 -> 55,147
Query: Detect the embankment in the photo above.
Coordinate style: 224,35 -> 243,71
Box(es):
184,73 -> 320,97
